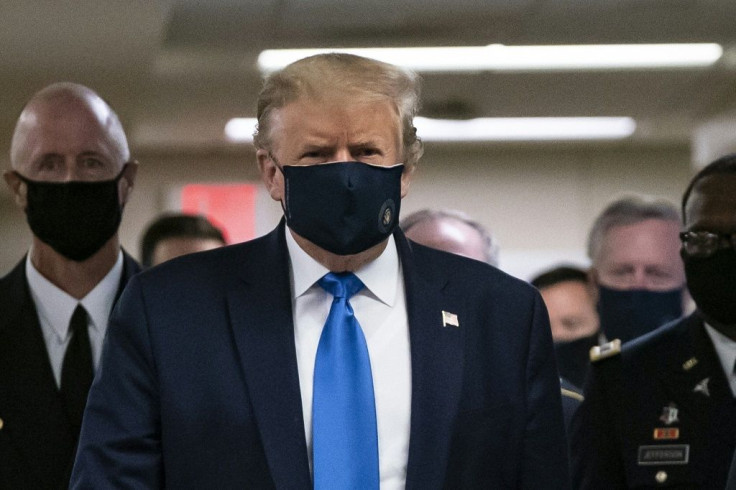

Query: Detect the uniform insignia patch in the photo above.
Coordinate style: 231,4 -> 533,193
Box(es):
653,428 -> 679,440
682,357 -> 698,371
659,403 -> 679,425
693,377 -> 710,397
589,339 -> 621,362
638,445 -> 689,465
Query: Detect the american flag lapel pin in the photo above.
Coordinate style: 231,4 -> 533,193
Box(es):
442,311 -> 459,327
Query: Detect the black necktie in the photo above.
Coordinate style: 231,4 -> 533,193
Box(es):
60,305 -> 93,430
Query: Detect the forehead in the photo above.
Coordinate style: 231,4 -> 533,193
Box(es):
269,96 -> 400,146
599,219 -> 681,265
14,98 -> 122,168
541,281 -> 593,307
685,174 -> 736,230
407,217 -> 486,260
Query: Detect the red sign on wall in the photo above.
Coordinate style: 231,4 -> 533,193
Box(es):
181,183 -> 258,244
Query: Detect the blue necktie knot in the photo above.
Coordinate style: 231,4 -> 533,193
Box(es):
318,272 -> 364,300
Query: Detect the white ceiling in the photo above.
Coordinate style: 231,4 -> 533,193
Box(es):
1,0 -> 736,156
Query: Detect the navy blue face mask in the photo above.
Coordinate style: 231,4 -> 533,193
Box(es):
280,161 -> 404,256
597,285 -> 683,343
15,167 -> 126,262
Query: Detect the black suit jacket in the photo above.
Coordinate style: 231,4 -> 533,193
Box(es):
0,253 -> 140,490
72,223 -> 569,489
571,313 -> 736,489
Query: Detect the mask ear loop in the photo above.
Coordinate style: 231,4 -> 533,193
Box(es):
269,153 -> 289,218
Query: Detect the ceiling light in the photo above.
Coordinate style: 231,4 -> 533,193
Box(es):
257,44 -> 722,73
225,116 -> 635,143
225,118 -> 258,142
414,117 -> 636,141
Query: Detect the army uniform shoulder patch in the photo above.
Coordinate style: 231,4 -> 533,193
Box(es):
590,339 -> 622,363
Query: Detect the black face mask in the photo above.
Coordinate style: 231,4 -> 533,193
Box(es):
16,167 -> 126,262
597,285 -> 683,343
280,161 -> 404,256
682,248 -> 736,326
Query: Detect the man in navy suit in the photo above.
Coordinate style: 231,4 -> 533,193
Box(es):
71,53 -> 568,489
571,155 -> 736,489
0,83 -> 139,489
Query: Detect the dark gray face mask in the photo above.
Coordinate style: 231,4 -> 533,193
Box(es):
279,161 -> 404,256
15,166 -> 126,261
597,285 -> 683,343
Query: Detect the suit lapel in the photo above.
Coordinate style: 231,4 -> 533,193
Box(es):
116,251 -> 141,302
0,260 -> 76,470
398,233 -> 465,489
226,224 -> 311,490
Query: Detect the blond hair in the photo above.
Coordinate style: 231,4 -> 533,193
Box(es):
254,53 -> 423,169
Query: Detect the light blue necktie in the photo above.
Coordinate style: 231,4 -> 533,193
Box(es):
312,272 -> 379,489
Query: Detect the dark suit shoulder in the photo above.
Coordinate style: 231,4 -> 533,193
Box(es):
406,239 -> 537,297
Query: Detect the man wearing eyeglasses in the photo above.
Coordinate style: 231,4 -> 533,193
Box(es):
571,154 -> 736,489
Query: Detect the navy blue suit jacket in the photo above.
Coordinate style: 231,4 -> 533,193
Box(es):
71,224 -> 568,489
0,253 -> 140,490
571,313 -> 736,489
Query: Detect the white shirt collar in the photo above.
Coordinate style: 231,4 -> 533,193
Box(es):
703,322 -> 736,381
26,250 -> 124,341
284,227 -> 398,306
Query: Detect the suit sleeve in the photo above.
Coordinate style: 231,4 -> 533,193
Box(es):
570,357 -> 627,489
70,275 -> 164,489
521,292 -> 571,489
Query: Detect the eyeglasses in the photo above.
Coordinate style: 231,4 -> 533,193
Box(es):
679,231 -> 736,258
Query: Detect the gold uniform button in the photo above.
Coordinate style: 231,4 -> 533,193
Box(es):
655,471 -> 667,484
0,418 -> 4,430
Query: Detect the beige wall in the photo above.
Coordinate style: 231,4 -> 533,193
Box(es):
0,143 -> 692,279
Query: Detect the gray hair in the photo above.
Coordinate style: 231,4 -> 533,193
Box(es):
587,195 -> 680,264
253,53 -> 424,170
400,208 -> 500,266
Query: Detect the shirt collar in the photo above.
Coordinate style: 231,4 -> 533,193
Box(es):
26,250 -> 124,341
285,228 -> 399,306
703,322 -> 736,377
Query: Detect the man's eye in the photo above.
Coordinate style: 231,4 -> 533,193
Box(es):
83,158 -> 104,168
357,148 -> 379,156
300,151 -> 324,160
38,160 -> 57,171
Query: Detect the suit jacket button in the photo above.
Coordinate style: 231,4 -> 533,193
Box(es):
655,471 -> 667,484
0,417 -> 4,430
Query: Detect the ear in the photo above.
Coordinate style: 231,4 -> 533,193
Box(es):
257,150 -> 284,201
118,161 -> 139,206
3,170 -> 27,209
400,164 -> 414,198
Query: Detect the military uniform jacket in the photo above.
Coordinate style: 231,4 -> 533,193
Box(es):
571,312 -> 736,489
0,253 -> 140,490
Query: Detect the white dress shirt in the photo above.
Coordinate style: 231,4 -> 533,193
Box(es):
286,229 -> 412,490
26,250 -> 124,388
704,322 -> 736,397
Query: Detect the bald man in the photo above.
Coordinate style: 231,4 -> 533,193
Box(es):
401,208 -> 500,266
0,83 -> 139,490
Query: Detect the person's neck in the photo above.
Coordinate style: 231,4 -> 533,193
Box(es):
30,236 -> 121,299
290,229 -> 388,273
